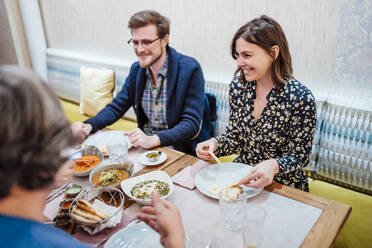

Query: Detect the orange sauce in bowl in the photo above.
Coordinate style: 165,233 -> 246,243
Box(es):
74,155 -> 101,172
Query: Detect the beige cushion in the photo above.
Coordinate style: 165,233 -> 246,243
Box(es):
79,67 -> 115,116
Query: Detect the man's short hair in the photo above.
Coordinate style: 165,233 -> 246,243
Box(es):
0,66 -> 76,199
128,10 -> 170,38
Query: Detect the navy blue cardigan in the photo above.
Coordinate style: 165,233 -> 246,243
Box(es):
85,46 -> 205,154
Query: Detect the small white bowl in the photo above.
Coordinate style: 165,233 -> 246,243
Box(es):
120,171 -> 173,205
89,161 -> 134,188
74,146 -> 104,177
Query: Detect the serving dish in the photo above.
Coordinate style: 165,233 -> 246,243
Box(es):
89,161 -> 134,188
121,170 -> 173,205
74,145 -> 103,177
82,130 -> 133,156
69,187 -> 124,228
138,150 -> 167,166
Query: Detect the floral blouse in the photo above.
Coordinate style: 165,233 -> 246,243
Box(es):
215,77 -> 316,191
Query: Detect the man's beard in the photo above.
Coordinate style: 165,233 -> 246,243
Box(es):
138,47 -> 164,68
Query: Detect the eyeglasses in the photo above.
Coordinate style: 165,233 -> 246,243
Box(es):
127,37 -> 161,48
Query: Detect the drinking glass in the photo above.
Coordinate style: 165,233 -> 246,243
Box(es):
107,140 -> 128,163
241,205 -> 266,248
219,191 -> 248,231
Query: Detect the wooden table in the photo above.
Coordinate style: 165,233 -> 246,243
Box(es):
47,147 -> 350,247
163,154 -> 351,248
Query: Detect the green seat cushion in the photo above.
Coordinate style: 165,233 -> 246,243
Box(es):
60,99 -> 137,131
309,180 -> 372,248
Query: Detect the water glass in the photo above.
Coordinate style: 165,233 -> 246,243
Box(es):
219,191 -> 247,230
241,205 -> 266,248
107,141 -> 128,163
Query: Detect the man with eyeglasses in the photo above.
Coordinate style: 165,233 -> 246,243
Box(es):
72,10 -> 205,155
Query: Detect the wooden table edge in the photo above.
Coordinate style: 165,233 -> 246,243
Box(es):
300,200 -> 351,247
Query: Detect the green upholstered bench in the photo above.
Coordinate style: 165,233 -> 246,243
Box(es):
60,98 -> 137,131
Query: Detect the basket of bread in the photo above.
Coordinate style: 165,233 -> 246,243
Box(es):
69,186 -> 124,233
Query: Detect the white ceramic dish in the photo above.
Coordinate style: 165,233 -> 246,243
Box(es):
104,221 -> 190,248
194,162 -> 263,199
82,130 -> 133,156
121,170 -> 173,205
138,150 -> 167,166
74,146 -> 104,177
89,161 -> 134,188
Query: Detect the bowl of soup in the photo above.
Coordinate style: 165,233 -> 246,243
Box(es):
89,161 -> 134,188
74,146 -> 103,177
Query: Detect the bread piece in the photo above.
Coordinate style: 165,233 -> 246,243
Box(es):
77,199 -> 109,219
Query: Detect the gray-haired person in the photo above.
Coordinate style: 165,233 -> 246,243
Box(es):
0,66 -> 186,248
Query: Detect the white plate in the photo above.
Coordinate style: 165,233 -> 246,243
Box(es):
194,162 -> 263,199
104,221 -> 162,248
104,221 -> 190,248
138,151 -> 167,166
121,171 -> 173,205
82,130 -> 132,155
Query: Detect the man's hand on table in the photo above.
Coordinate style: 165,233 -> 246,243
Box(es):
137,192 -> 186,248
71,122 -> 92,141
238,159 -> 280,188
124,128 -> 160,149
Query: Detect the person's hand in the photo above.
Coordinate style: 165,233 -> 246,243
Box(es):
53,160 -> 74,187
238,159 -> 280,188
195,138 -> 218,160
124,128 -> 160,149
137,192 -> 185,248
71,122 -> 92,141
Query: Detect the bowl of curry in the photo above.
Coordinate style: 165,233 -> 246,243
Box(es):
89,161 -> 134,188
74,146 -> 103,177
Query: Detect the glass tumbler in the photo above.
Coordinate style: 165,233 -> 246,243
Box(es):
241,205 -> 266,248
107,140 -> 128,164
219,191 -> 248,231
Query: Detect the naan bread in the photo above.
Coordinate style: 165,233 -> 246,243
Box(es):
208,183 -> 242,200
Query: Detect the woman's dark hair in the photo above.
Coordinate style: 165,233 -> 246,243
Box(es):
231,15 -> 293,88
0,66 -> 76,199
128,10 -> 170,39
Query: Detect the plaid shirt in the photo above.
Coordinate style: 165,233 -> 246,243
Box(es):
142,54 -> 168,135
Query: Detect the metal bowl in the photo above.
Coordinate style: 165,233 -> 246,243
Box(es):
89,160 -> 134,188
74,145 -> 104,177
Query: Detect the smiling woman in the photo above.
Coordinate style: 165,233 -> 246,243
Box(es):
196,15 -> 316,192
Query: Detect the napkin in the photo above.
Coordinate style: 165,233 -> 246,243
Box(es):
73,210 -> 136,247
172,160 -> 210,189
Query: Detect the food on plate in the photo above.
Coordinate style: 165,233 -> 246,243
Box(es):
91,168 -> 130,187
146,151 -> 161,162
208,184 -> 242,200
70,199 -> 109,224
131,180 -> 170,199
74,155 -> 101,172
65,184 -> 82,198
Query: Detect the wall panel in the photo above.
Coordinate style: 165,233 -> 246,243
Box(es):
39,0 -> 341,93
